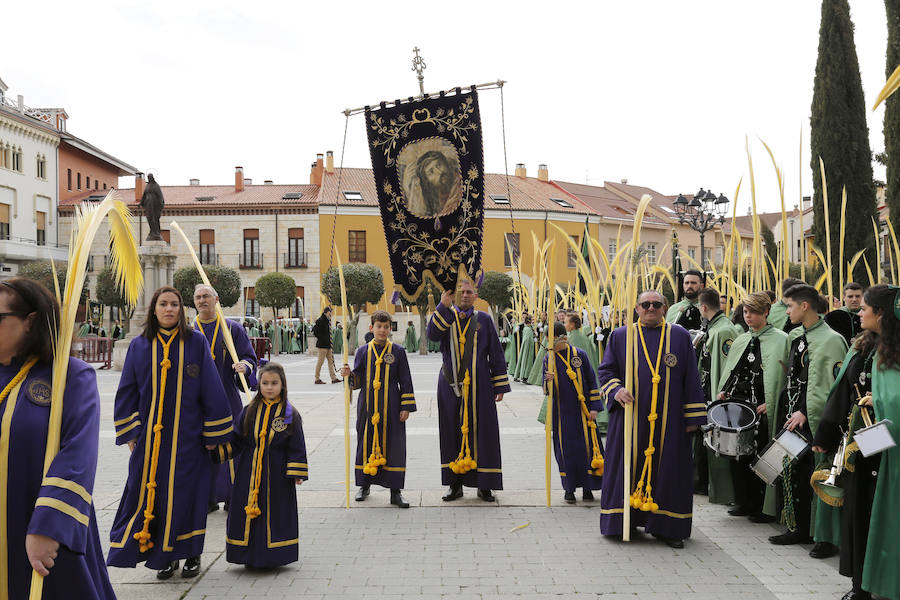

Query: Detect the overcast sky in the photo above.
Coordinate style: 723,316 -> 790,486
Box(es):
2,0 -> 890,215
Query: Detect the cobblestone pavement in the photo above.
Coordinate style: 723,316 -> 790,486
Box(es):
92,352 -> 849,599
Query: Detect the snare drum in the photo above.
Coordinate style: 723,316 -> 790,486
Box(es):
750,427 -> 811,485
703,401 -> 758,458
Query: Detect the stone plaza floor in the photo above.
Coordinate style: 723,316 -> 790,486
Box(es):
92,351 -> 849,599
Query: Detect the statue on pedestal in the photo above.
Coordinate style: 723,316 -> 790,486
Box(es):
141,173 -> 165,241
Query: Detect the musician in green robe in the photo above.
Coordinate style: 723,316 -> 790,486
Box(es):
768,277 -> 803,331
513,315 -> 535,382
717,292 -> 789,522
666,269 -> 703,331
697,288 -> 742,505
332,321 -> 344,355
404,321 -> 418,353
526,317 -> 550,385
503,314 -> 521,373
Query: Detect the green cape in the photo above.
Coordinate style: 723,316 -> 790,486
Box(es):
526,328 -> 549,385
404,325 -> 418,353
504,322 -> 521,373
768,300 -> 788,330
332,327 -> 344,354
514,325 -> 535,380
666,298 -> 698,324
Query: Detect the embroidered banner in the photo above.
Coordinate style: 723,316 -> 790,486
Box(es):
365,90 -> 485,303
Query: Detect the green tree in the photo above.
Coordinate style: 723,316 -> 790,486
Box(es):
810,0 -> 878,287
761,221 -> 778,267
321,264 -> 384,353
95,266 -> 135,334
478,271 -> 513,331
413,280 -> 442,354
886,0 -> 900,238
255,272 -> 297,353
17,261 -> 87,303
173,265 -> 243,309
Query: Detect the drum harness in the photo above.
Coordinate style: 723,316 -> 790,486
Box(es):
781,335 -> 809,532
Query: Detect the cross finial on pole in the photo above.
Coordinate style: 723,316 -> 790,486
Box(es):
412,46 -> 426,96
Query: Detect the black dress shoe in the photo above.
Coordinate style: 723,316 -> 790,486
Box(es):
748,512 -> 776,523
564,491 -> 576,504
442,485 -> 463,501
841,589 -> 871,600
207,502 -> 219,513
582,489 -> 594,501
390,489 -> 410,508
693,483 -> 709,495
223,501 -> 229,511
727,505 -> 752,517
156,560 -> 179,580
182,556 -> 201,578
477,488 -> 495,502
355,486 -> 370,502
769,530 -> 813,545
665,538 -> 685,549
809,541 -> 839,559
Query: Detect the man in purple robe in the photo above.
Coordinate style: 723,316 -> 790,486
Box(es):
597,290 -> 706,548
427,280 -> 511,501
192,284 -> 257,512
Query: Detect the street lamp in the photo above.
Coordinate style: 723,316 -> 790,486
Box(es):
673,188 -> 729,271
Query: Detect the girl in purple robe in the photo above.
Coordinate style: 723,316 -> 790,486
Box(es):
108,286 -> 234,580
220,362 -> 308,568
0,277 -> 116,599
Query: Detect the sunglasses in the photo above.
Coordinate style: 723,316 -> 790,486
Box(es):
639,301 -> 664,310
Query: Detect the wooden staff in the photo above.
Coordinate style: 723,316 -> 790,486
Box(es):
335,245 -> 352,509
170,222 -> 251,398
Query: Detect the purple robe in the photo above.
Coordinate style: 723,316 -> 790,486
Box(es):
222,402 -> 307,568
348,341 -> 416,490
542,345 -> 604,492
193,317 -> 257,504
1,357 -> 115,599
108,328 -> 233,570
597,323 -> 706,540
427,304 -> 511,490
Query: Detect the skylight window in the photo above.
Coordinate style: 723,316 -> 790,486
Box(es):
490,194 -> 510,205
550,197 -> 573,209
283,192 -> 303,200
343,191 -> 364,201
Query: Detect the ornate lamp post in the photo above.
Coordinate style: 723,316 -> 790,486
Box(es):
673,188 -> 729,271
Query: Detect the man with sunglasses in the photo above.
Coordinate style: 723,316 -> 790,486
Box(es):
598,290 -> 706,548
667,270 -> 704,331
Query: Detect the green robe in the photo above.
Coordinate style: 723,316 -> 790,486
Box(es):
288,328 -> 301,353
249,325 -> 261,338
404,325 -> 418,353
787,317 -> 848,535
768,300 -> 788,330
77,323 -> 91,337
332,327 -> 344,355
718,324 -> 789,516
514,326 -> 535,381
280,324 -> 292,353
266,323 -> 277,351
702,312 -> 743,505
666,298 -> 698,324
861,353 -> 900,599
503,325 -> 519,373
526,328 -> 549,385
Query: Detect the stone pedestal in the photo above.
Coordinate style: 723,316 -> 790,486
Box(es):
113,241 -> 177,370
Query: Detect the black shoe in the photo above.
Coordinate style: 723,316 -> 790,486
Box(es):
809,541 -> 839,559
477,488 -> 495,502
665,538 -> 685,549
841,590 -> 871,600
582,489 -> 594,501
390,489 -> 410,508
564,492 -> 576,504
693,484 -> 709,496
728,505 -> 752,517
355,486 -> 370,502
156,560 -> 179,580
748,512 -> 776,523
223,501 -> 229,511
769,530 -> 813,545
207,502 -> 219,513
181,556 -> 200,578
442,485 -> 463,501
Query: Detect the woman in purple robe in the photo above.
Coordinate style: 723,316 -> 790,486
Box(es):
0,277 -> 116,599
597,291 -> 706,548
107,286 -> 233,580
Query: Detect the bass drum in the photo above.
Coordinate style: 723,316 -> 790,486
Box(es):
703,401 -> 758,458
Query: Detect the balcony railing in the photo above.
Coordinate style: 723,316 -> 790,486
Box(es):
240,252 -> 263,269
283,252 -> 308,268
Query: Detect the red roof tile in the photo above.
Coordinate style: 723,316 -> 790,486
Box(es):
59,183 -> 319,209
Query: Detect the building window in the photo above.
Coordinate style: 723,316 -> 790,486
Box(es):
103,183 -> 107,190
199,229 -> 215,265
0,204 -> 9,240
293,286 -> 305,318
245,287 -> 259,317
86,176 -> 90,189
608,239 -> 617,258
286,228 -> 305,267
94,179 -> 98,190
646,242 -> 657,262
77,173 -> 81,190
567,236 -> 580,268
36,155 -> 47,180
12,148 -> 22,173
504,233 -> 520,267
688,247 -> 696,260
703,248 -> 712,266
343,191 -> 364,201
67,168 -> 72,190
36,211 -> 46,246
716,245 -> 724,265
242,229 -> 261,268
348,230 -> 366,263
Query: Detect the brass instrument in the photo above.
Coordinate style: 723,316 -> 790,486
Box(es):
811,384 -> 869,506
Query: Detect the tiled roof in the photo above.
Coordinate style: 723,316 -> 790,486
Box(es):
60,131 -> 138,176
59,183 -> 319,208
552,180 -> 668,225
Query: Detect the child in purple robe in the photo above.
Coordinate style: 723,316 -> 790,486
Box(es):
220,362 -> 308,568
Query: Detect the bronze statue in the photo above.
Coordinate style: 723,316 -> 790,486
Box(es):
141,173 -> 164,241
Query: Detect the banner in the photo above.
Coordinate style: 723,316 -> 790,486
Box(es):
365,89 -> 485,302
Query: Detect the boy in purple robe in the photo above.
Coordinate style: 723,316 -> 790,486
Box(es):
192,284 -> 257,512
0,278 -> 116,599
597,290 -> 706,548
108,286 -> 233,580
542,322 -> 605,504
427,280 -> 511,502
342,310 -> 416,508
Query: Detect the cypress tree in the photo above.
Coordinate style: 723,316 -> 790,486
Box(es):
885,0 -> 900,242
810,0 -> 878,288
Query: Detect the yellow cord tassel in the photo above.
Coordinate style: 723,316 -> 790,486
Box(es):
363,342 -> 391,475
561,348 -> 603,476
245,399 -> 277,520
629,323 -> 665,513
134,332 -> 177,552
450,312 -> 476,475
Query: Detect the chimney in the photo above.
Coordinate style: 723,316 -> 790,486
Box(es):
244,178 -> 252,186
802,195 -> 811,209
135,172 -> 145,202
235,166 -> 244,193
189,178 -> 200,186
515,163 -> 526,178
620,178 -> 628,184
310,154 -> 324,186
325,150 -> 335,174
264,180 -> 273,185
538,164 -> 549,182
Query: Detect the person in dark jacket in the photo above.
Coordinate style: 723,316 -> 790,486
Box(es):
313,308 -> 339,384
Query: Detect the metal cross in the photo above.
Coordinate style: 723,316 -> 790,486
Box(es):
412,47 -> 427,96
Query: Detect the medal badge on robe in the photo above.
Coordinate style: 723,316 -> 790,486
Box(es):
365,90 -> 485,302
